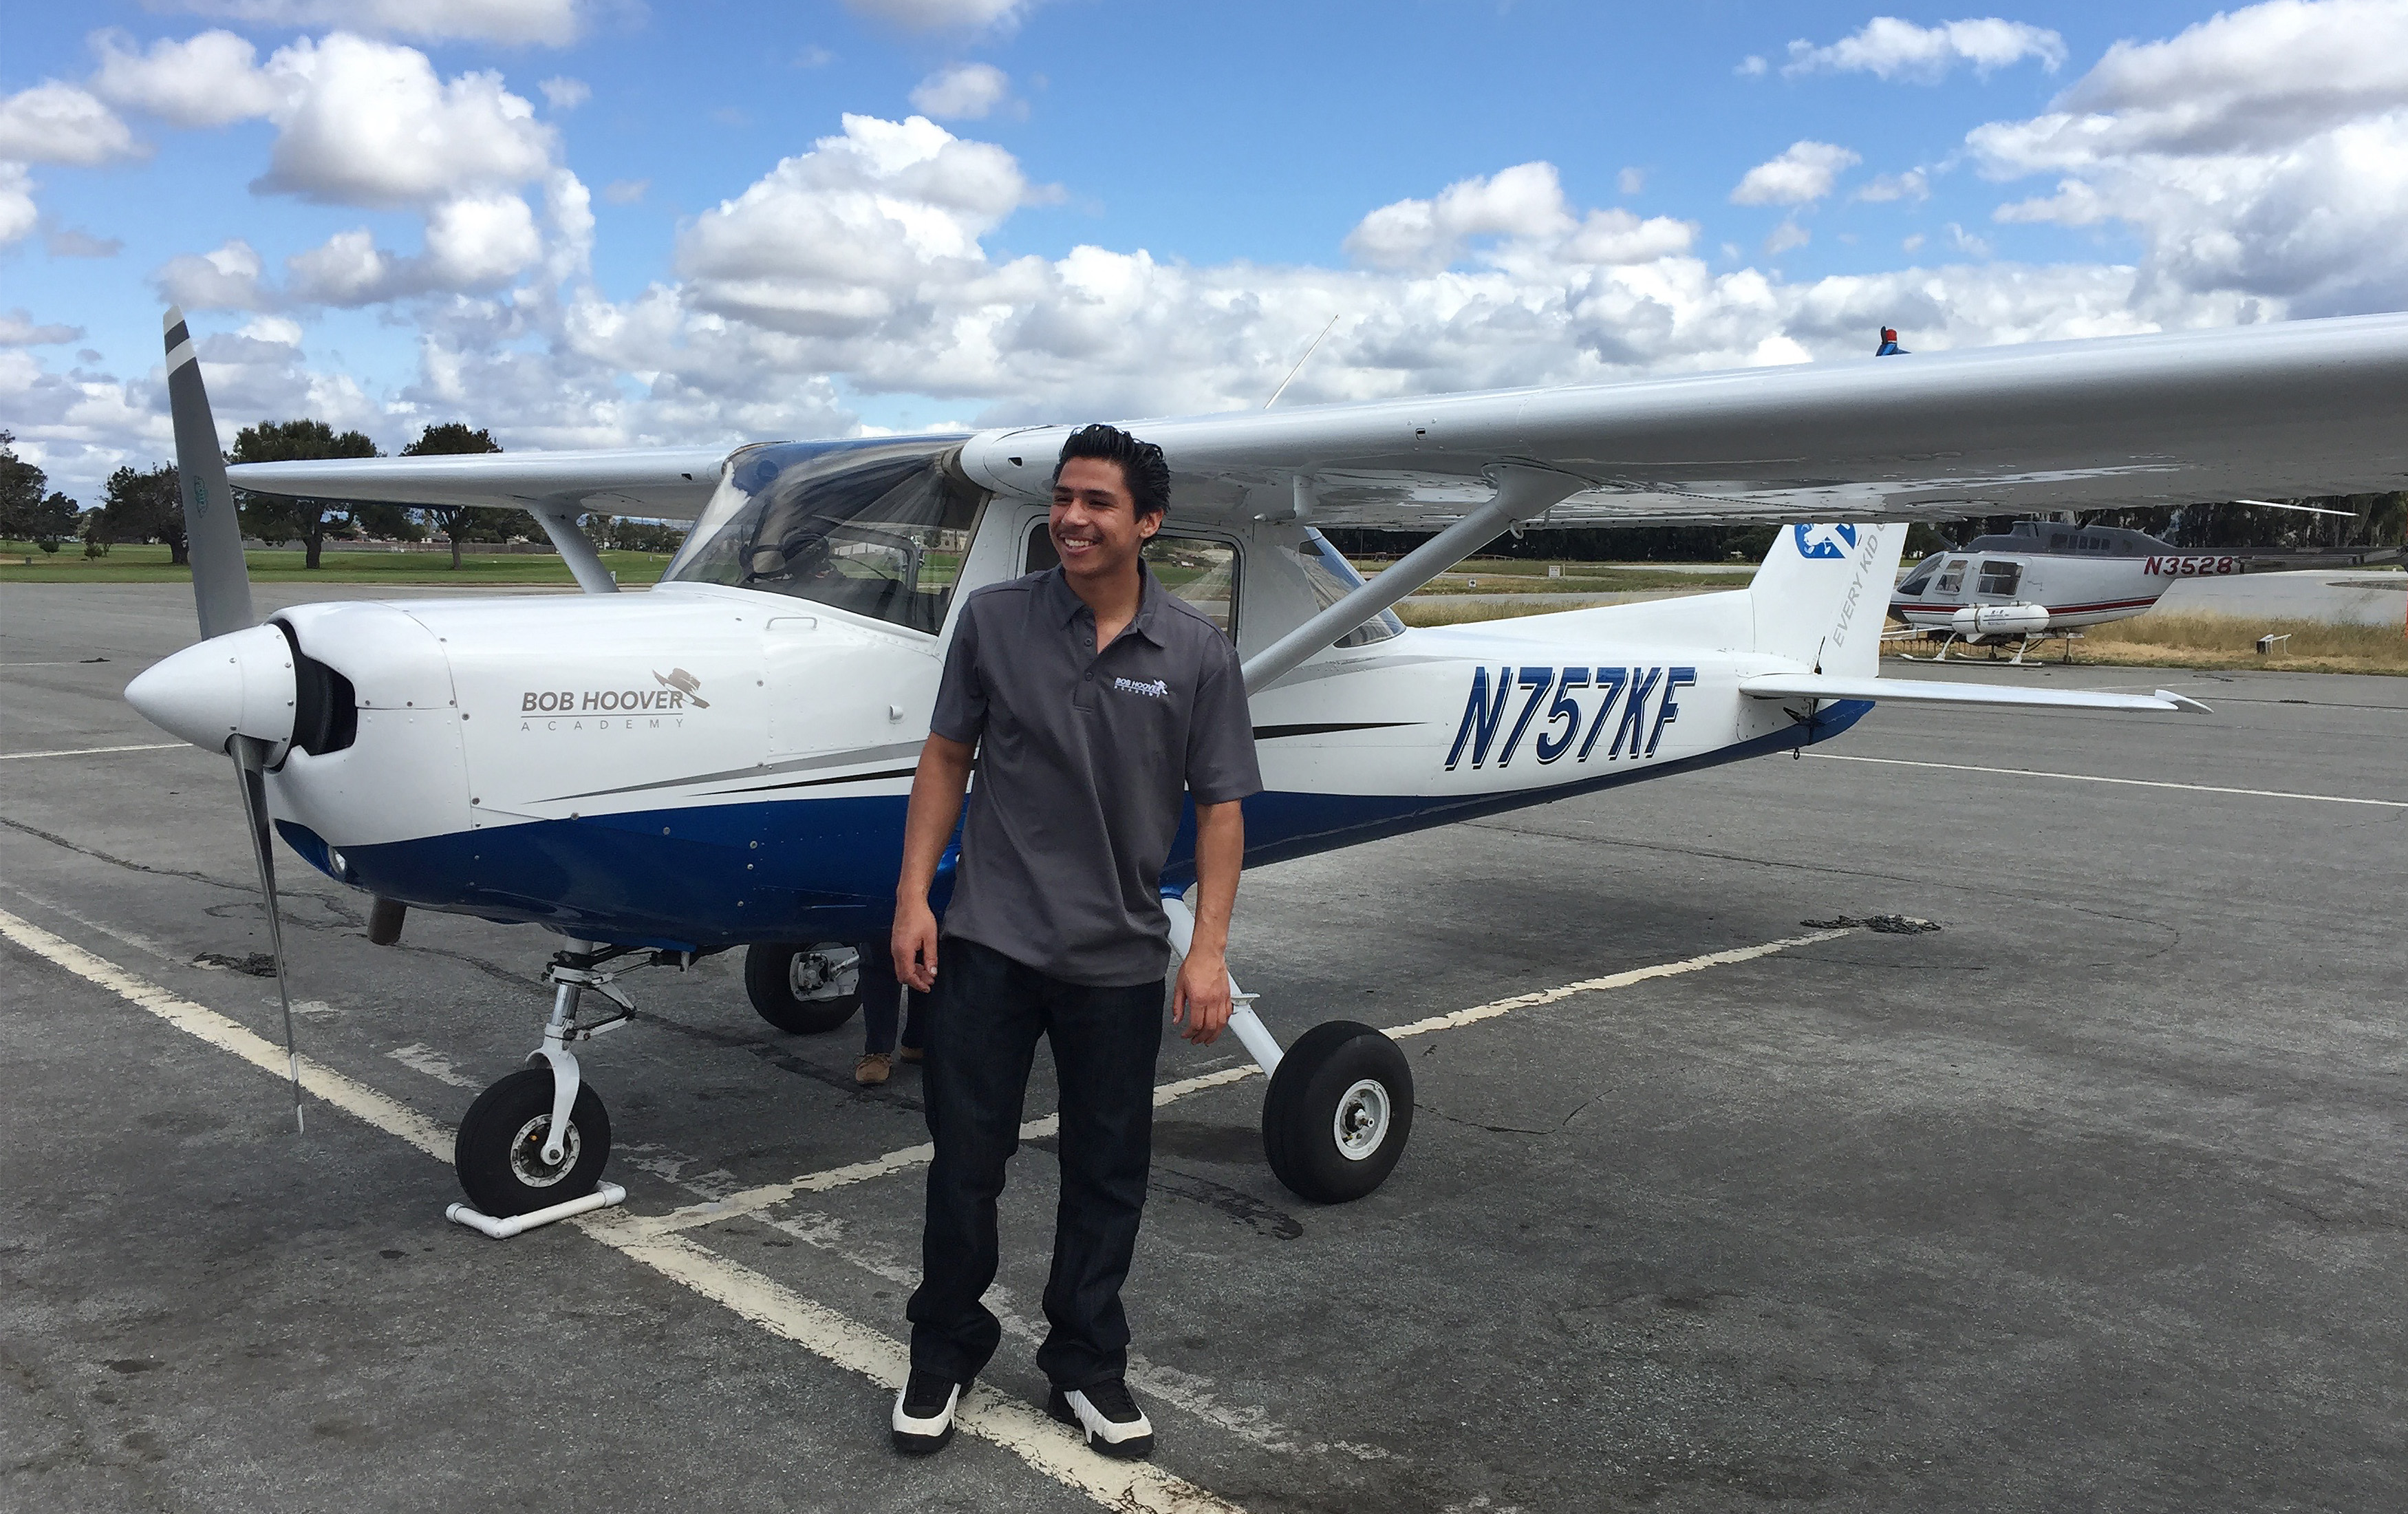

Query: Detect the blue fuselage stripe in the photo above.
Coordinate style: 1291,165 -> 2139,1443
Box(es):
304,700 -> 1872,950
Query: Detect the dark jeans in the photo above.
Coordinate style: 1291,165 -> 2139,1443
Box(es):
856,941 -> 923,1055
906,935 -> 1164,1389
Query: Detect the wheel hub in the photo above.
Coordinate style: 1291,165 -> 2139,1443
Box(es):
509,1113 -> 581,1187
1333,1078 -> 1390,1160
788,946 -> 861,1002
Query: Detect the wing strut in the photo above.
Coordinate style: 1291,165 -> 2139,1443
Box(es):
529,498 -> 620,595
1240,465 -> 1582,694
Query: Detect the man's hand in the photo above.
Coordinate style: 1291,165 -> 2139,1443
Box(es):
892,895 -> 940,993
892,732 -> 975,996
1171,944 -> 1232,1045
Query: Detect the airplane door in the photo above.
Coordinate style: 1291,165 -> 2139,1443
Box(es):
762,616 -> 938,760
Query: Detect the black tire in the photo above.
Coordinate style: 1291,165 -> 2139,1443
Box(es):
744,942 -> 863,1034
454,1067 -> 612,1217
1262,1021 -> 1414,1204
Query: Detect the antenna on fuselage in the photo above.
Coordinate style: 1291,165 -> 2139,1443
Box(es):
1265,316 -> 1340,409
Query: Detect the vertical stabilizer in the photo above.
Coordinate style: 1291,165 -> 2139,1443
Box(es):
164,307 -> 255,641
1748,522 -> 1906,677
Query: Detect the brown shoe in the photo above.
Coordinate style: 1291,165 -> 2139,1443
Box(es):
854,1053 -> 892,1086
898,1045 -> 924,1064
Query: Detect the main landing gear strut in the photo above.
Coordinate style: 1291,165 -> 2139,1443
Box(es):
448,942 -> 681,1236
1163,895 -> 1413,1204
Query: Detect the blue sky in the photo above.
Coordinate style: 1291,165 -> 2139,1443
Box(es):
7,1 -> 2407,501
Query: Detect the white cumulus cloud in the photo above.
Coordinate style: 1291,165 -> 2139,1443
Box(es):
92,30 -> 286,128
539,76 -> 590,111
254,34 -> 557,208
843,0 -> 1029,30
1971,0 -> 2408,314
1730,140 -> 1860,205
1783,17 -> 2067,83
910,63 -> 1011,120
0,83 -> 140,166
676,114 -> 1030,334
152,0 -> 585,46
153,239 -> 270,310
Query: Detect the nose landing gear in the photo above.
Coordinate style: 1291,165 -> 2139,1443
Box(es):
449,942 -> 682,1235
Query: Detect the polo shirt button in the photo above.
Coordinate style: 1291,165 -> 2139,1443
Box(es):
1084,671 -> 1093,680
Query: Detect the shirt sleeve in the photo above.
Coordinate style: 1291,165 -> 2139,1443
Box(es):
1184,630 -> 1263,805
928,595 -> 987,743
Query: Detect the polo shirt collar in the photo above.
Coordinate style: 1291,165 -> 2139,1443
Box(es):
1043,561 -> 1170,646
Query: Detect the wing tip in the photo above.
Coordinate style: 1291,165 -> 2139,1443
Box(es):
2156,690 -> 2215,714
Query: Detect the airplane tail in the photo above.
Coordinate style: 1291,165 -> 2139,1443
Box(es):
1747,523 -> 1909,676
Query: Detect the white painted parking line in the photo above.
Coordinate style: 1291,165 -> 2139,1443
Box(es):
653,926 -> 1861,1234
1380,927 -> 1855,1039
1805,751 -> 2408,808
0,742 -> 183,760
0,906 -> 1250,1514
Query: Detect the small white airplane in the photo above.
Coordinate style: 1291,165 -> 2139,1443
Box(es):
1889,507 -> 2358,660
126,306 -> 2408,1226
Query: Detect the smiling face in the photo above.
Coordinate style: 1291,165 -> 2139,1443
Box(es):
1049,455 -> 1162,591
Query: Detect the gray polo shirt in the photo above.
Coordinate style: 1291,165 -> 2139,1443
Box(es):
930,562 -> 1262,986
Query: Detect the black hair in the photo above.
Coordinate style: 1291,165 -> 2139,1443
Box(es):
1053,423 -> 1170,519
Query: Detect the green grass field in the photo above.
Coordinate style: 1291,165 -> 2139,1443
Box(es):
1,542 -> 676,586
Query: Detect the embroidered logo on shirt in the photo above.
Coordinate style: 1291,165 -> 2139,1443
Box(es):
1112,676 -> 1170,699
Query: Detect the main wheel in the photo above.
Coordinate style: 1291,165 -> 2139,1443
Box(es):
454,1067 -> 612,1217
744,942 -> 863,1034
1261,1021 -> 1413,1204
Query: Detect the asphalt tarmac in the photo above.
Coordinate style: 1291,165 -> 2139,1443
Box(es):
4,582 -> 2404,1513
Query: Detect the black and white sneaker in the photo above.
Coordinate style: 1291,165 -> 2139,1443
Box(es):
892,1369 -> 961,1455
1049,1378 -> 1154,1459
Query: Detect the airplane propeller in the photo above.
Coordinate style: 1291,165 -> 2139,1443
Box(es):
146,307 -> 305,1131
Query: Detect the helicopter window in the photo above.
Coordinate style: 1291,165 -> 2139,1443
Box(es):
1897,571 -> 1935,596
1935,559 -> 1968,594
1977,560 -> 2022,596
1024,520 -> 1242,640
663,438 -> 981,635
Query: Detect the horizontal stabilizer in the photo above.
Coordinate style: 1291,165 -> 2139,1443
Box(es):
1739,674 -> 2209,714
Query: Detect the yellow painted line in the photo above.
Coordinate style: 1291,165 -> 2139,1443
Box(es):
0,907 -> 1247,1514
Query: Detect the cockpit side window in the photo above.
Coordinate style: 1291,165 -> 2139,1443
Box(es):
1935,558 -> 1968,594
664,438 -> 982,635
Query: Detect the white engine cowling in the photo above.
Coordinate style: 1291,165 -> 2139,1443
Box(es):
1950,602 -> 2052,637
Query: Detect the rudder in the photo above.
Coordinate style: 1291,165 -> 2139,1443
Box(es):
1748,523 -> 1906,677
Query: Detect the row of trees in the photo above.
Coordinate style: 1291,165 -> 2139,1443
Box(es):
6,421 -> 682,568
0,432 -> 82,552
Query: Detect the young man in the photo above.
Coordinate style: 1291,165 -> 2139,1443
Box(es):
888,424 -> 1260,1458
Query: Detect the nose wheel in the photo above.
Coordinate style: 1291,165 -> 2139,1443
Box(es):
449,943 -> 652,1235
455,1067 -> 612,1217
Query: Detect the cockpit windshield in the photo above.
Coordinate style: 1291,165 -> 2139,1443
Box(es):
663,438 -> 982,635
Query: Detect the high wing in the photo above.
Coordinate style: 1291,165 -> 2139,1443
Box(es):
226,445 -> 730,520
956,311 -> 2408,526
222,312 -> 2408,529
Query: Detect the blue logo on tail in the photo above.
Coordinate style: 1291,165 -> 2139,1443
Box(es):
1792,524 -> 1860,559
